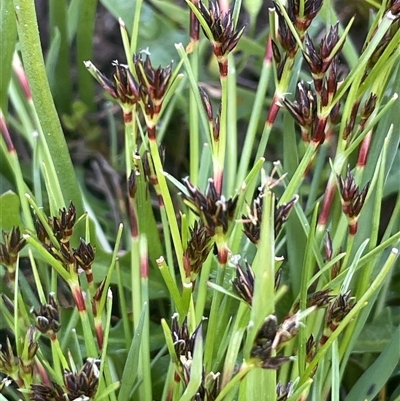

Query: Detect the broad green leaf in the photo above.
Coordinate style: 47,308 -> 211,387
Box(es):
345,324 -> 400,401
353,308 -> 395,353
0,0 -> 17,112
0,191 -> 22,230
117,305 -> 147,401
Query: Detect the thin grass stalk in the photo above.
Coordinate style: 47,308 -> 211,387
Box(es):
214,68 -> 229,195
72,285 -> 98,358
130,0 -> 143,57
12,0 -> 84,213
193,255 -> 213,323
225,53 -> 238,195
175,43 -> 210,138
148,135 -> 185,278
0,113 -> 34,230
236,38 -> 273,186
116,260 -> 132,347
203,261 -> 227,371
144,154 -> 175,275
48,0 -> 72,114
280,143 -> 318,204
0,0 -> 16,112
220,302 -> 249,389
139,236 -> 152,401
76,0 -> 97,110
189,0 -> 200,189
216,362 -> 254,401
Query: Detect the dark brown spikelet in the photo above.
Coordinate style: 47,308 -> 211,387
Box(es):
326,291 -> 354,329
73,239 -> 95,272
321,291 -> 355,344
287,0 -> 323,33
198,0 -> 245,58
242,189 -> 297,244
283,82 -> 317,141
183,221 -> 213,279
231,260 -> 255,305
0,226 -> 26,278
304,24 -> 343,74
273,2 -> 298,57
33,294 -> 61,336
291,289 -> 334,314
251,315 -> 293,369
30,382 -> 65,401
134,53 -> 173,118
171,315 -> 203,363
50,202 -> 76,244
277,381 -> 294,401
182,178 -> 237,236
337,166 -> 370,234
64,358 -> 101,399
84,60 -> 140,106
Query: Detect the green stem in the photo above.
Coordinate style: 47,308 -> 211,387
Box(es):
214,70 -> 228,194
148,137 -> 184,278
12,0 -> 84,213
225,53 -> 237,195
204,261 -> 226,371
189,42 -> 200,188
130,0 -> 143,56
215,362 -> 254,401
280,143 -> 318,204
236,41 -> 273,186
76,0 -> 97,110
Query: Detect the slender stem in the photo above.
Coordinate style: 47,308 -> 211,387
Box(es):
140,236 -> 152,401
204,260 -> 226,371
237,38 -> 273,186
189,38 -> 200,188
280,143 -> 318,204
76,0 -> 97,110
130,0 -> 143,55
225,53 -> 237,195
214,67 -> 228,195
148,136 -> 185,278
12,0 -> 84,213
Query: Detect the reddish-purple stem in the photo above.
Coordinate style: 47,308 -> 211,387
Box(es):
357,130 -> 372,168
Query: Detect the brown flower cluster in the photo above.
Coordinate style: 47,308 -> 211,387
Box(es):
171,316 -> 218,400
271,0 -> 323,80
182,178 -> 238,237
0,226 -> 26,281
0,328 -> 38,387
85,53 -> 174,128
242,189 -> 297,244
30,358 -> 100,401
197,0 -> 245,76
337,166 -> 369,235
35,202 -> 96,278
231,260 -> 281,306
33,294 -> 61,338
281,18 -> 344,144
183,221 -> 213,280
